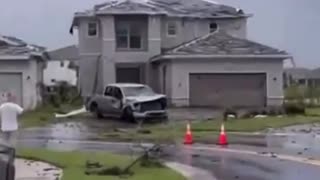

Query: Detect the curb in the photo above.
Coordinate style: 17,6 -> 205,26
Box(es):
191,145 -> 320,167
165,162 -> 216,180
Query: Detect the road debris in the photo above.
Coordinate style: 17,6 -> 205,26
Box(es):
55,106 -> 87,118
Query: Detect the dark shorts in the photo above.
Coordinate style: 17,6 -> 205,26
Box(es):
0,131 -> 17,148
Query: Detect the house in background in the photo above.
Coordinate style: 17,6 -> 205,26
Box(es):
70,0 -> 291,108
284,68 -> 320,88
46,45 -> 79,89
0,35 -> 46,110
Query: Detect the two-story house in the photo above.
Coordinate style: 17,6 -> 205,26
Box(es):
70,0 -> 291,108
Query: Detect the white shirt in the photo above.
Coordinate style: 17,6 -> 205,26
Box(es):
0,102 -> 23,132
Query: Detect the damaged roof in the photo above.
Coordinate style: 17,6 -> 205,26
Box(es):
0,35 -> 46,59
285,68 -> 320,79
48,45 -> 79,60
160,32 -> 289,58
74,0 -> 246,18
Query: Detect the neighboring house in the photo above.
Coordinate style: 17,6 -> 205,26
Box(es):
284,68 -> 320,88
70,0 -> 291,108
46,45 -> 79,88
0,35 -> 46,110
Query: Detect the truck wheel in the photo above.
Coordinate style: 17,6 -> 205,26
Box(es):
122,107 -> 135,123
90,103 -> 103,119
160,116 -> 169,123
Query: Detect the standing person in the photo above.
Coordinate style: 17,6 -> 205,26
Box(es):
0,93 -> 23,147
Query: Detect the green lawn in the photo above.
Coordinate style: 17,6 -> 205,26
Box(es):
306,107 -> 320,116
18,149 -> 185,180
191,115 -> 320,132
20,104 -> 86,128
101,114 -> 320,143
21,105 -> 320,143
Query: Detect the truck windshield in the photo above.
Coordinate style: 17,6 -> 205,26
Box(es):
122,86 -> 155,97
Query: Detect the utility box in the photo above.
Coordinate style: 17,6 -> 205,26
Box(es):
0,145 -> 15,180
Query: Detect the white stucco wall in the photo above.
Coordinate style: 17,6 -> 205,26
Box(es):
0,60 -> 40,110
43,60 -> 77,86
168,58 -> 284,107
157,61 -> 172,97
161,17 -> 247,49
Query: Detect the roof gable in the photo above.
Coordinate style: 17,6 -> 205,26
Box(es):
75,0 -> 246,18
0,35 -> 46,59
48,45 -> 79,60
96,0 -> 165,14
165,32 -> 288,56
149,0 -> 240,17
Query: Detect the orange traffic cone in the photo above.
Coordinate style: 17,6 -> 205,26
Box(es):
184,122 -> 193,145
218,123 -> 228,145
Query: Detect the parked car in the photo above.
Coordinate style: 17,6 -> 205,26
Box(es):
86,83 -> 168,122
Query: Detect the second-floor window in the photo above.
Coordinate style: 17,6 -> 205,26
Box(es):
88,22 -> 98,37
167,22 -> 177,36
209,22 -> 218,33
116,24 -> 142,50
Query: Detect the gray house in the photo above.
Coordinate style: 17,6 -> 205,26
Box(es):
70,0 -> 291,108
0,35 -> 46,110
285,68 -> 320,88
46,45 -> 79,88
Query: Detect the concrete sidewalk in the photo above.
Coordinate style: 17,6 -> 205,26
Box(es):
165,162 -> 216,180
15,159 -> 62,180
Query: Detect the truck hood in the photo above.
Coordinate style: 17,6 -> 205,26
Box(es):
125,94 -> 166,103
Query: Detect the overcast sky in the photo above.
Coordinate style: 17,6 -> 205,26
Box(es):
0,0 -> 319,67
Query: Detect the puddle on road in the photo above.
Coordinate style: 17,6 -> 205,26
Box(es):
173,146 -> 320,180
264,123 -> 320,157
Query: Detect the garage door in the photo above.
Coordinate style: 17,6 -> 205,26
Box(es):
189,73 -> 266,107
0,73 -> 22,106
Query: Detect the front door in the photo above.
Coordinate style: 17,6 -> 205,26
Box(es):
116,67 -> 141,83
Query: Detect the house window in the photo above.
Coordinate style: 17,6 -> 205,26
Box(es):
116,24 -> 142,50
116,26 -> 129,48
209,22 -> 218,33
130,25 -> 142,49
167,22 -> 177,36
162,65 -> 167,94
88,22 -> 98,37
298,79 -> 306,85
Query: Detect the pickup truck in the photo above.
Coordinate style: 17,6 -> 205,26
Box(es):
85,83 -> 168,122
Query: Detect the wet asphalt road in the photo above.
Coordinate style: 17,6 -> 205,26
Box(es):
179,146 -> 320,180
16,118 -> 320,180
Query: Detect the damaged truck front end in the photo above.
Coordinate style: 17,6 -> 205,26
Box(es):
128,96 -> 168,120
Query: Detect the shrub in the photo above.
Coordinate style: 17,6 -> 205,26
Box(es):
223,108 -> 238,120
285,85 -> 304,101
240,107 -> 285,118
284,103 -> 306,115
41,81 -> 81,107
